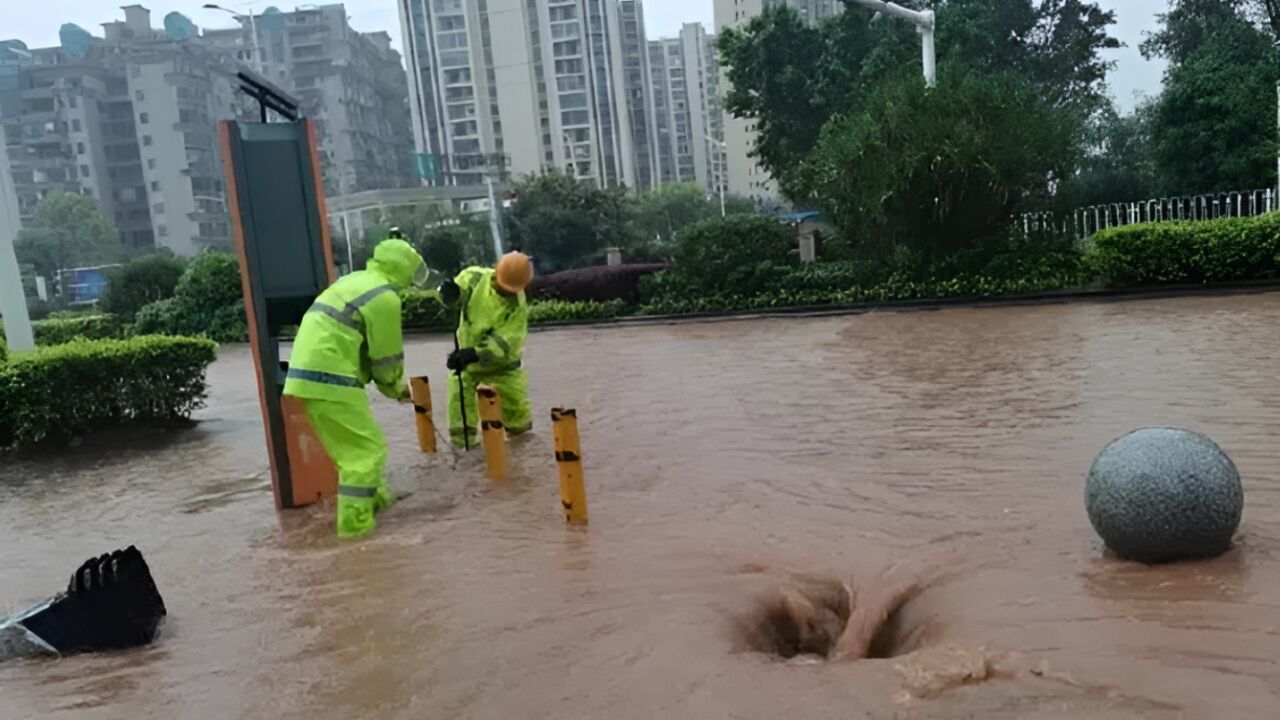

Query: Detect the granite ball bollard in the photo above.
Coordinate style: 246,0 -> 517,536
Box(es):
1086,427 -> 1243,564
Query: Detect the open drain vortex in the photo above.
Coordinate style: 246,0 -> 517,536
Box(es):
738,573 -> 923,661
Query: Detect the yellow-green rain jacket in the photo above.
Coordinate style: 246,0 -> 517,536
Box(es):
454,266 -> 528,373
284,239 -> 424,401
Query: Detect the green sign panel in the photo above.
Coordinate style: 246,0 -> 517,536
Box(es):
414,153 -> 441,182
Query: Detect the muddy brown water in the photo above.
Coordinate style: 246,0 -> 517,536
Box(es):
2,293 -> 1279,718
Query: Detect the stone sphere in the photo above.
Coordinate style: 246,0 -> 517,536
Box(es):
1085,427 -> 1243,564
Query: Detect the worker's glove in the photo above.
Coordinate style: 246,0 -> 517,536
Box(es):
447,348 -> 479,372
439,279 -> 461,306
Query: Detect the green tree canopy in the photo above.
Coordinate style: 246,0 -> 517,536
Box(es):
1140,0 -> 1280,195
505,170 -> 639,273
806,69 -> 1081,263
718,0 -> 1118,200
15,193 -> 124,280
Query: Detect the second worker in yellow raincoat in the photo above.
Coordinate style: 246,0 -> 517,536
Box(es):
440,252 -> 534,448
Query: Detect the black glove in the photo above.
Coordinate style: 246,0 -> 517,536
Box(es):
447,348 -> 479,372
439,279 -> 461,305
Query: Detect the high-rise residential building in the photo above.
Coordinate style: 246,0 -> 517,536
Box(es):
208,5 -> 415,197
648,23 -> 724,197
618,0 -> 658,191
3,4 -> 414,258
397,0 -> 518,186
713,0 -> 841,201
398,0 -> 638,189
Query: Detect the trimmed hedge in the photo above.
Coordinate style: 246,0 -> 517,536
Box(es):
0,335 -> 218,450
1088,212 -> 1280,286
528,299 -> 628,324
33,314 -> 126,345
637,270 -> 1088,316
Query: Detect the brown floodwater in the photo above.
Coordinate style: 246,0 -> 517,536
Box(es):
2,293 -> 1279,719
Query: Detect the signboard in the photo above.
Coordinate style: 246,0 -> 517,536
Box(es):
60,265 -> 120,305
414,152 -> 440,182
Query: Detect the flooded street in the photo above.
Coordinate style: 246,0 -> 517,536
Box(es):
2,293 -> 1279,718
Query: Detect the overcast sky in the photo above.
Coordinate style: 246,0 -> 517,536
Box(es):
8,0 -> 1168,110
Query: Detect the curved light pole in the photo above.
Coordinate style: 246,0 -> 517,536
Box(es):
202,3 -> 264,75
847,0 -> 936,87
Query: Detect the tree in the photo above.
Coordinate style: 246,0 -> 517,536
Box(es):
1057,100 -> 1161,207
15,193 -> 124,280
505,170 -> 639,273
633,183 -> 725,246
1142,0 -> 1280,194
806,69 -> 1082,264
101,254 -> 188,319
718,0 -> 1118,201
368,204 -> 494,274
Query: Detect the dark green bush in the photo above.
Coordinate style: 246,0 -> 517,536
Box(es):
670,214 -> 796,296
32,314 -> 126,345
0,335 -> 218,450
101,254 -> 187,319
0,336 -> 7,364
132,252 -> 247,342
1087,213 -> 1280,286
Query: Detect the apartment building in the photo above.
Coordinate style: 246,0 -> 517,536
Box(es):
398,0 -> 638,189
648,23 -> 723,197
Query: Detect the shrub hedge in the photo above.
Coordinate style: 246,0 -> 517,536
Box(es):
33,314 -> 126,345
1087,212 -> 1280,286
0,335 -> 218,450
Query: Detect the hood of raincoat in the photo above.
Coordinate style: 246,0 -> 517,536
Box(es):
366,238 -> 425,290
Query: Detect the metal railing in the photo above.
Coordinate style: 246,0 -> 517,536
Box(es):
1020,189 -> 1277,240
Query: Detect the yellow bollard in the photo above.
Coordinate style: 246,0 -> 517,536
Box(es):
409,376 -> 437,453
552,408 -> 588,525
476,384 -> 508,481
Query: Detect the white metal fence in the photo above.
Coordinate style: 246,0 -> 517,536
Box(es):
1020,188 -> 1278,240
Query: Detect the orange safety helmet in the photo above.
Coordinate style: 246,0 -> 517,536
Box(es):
494,251 -> 534,294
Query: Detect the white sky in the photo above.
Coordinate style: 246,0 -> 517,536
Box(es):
7,0 -> 1168,110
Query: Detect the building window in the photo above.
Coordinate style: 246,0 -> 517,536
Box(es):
72,119 -> 82,132
158,225 -> 168,238
148,159 -> 157,170
135,90 -> 145,101
151,181 -> 160,192
139,113 -> 149,124
143,135 -> 152,146
77,142 -> 86,154
80,165 -> 90,178
154,203 -> 165,215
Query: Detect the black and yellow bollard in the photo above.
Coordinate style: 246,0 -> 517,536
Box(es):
476,384 -> 508,481
552,408 -> 588,525
409,376 -> 437,453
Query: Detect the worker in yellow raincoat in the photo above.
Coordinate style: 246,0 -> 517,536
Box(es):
440,252 -> 534,448
283,234 -> 428,538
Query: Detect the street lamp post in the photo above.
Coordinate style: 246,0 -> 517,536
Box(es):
203,3 -> 264,75
848,0 -> 936,88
